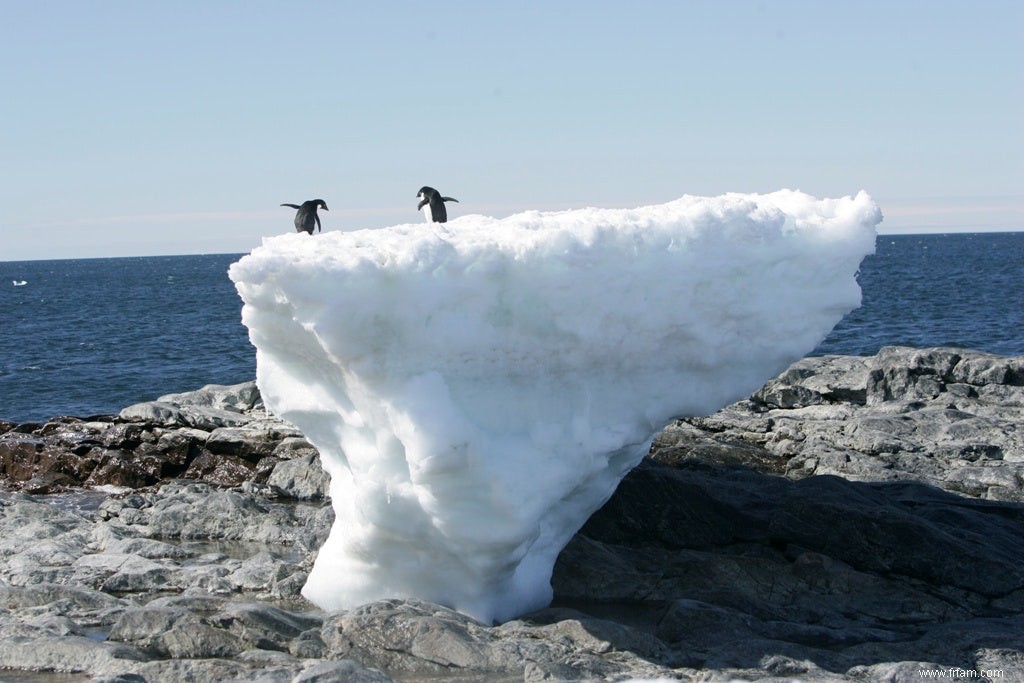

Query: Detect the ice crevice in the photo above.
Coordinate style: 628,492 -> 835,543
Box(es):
229,189 -> 881,623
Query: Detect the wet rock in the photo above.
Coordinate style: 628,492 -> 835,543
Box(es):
0,583 -> 123,612
0,432 -> 98,485
293,660 -> 394,683
88,675 -> 148,683
217,602 -> 322,651
98,423 -> 151,451
107,606 -> 193,653
183,450 -> 255,486
129,656 -> 280,682
151,429 -> 205,474
229,550 -> 298,593
84,450 -> 163,488
0,634 -> 149,674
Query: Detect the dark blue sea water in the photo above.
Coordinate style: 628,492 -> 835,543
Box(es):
1,233 -> 1022,423
1,254 -> 254,423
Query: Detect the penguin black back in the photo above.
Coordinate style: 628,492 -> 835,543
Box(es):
416,186 -> 459,223
281,199 -> 328,234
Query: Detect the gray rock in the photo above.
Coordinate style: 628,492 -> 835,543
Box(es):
117,401 -> 185,426
290,628 -> 327,659
293,660 -> 395,683
320,599 -> 678,679
267,452 -> 330,500
866,346 -> 965,404
5,347 -> 1024,682
158,381 -> 262,413
666,346 -> 1024,502
273,436 -> 319,459
120,400 -> 254,430
228,550 -> 309,600
175,404 -> 257,430
218,602 -> 322,651
321,599 -> 492,673
108,605 -> 194,653
207,426 -> 280,461
109,604 -> 247,658
559,454 -> 1024,676
100,536 -> 194,560
128,483 -> 300,542
0,583 -> 123,612
0,634 -> 148,673
97,555 -> 176,593
754,354 -> 870,408
129,657 -> 280,682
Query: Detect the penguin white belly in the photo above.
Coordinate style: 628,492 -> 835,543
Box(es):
422,203 -> 433,223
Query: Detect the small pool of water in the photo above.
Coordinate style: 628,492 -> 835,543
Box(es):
0,489 -> 112,516
0,671 -> 88,683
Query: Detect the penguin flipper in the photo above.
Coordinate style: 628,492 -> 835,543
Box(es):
281,203 -> 301,209
442,197 -> 459,203
315,213 -> 322,233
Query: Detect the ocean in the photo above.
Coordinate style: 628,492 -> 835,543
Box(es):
1,232 -> 1022,423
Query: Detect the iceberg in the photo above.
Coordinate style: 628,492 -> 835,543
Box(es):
229,190 -> 881,623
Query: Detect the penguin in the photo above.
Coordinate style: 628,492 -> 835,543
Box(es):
416,186 -> 459,223
280,199 -> 328,234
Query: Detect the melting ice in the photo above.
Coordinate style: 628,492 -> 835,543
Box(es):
229,190 -> 881,623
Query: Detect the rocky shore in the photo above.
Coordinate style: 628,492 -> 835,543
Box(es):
1,346 -> 1022,682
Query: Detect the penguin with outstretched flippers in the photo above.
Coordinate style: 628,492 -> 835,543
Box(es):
416,187 -> 458,223
281,199 -> 328,234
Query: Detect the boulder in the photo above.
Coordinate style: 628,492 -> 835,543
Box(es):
117,401 -> 185,426
156,381 -> 261,412
267,452 -> 330,500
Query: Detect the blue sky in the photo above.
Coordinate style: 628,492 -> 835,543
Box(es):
1,0 -> 1021,261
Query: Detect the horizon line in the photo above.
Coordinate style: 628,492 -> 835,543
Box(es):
3,227 -> 1022,264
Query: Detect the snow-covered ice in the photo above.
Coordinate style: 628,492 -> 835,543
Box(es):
229,190 -> 880,623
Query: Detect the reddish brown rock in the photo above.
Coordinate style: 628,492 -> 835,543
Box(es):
183,452 -> 255,487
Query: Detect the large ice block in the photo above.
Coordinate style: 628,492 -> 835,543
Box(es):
229,190 -> 880,623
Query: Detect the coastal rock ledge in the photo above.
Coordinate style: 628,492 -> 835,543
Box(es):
1,345 -> 1023,682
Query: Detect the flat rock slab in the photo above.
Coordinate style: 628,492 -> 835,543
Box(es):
658,345 -> 1024,501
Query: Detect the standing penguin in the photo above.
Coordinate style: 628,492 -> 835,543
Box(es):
280,199 -> 328,234
416,186 -> 459,223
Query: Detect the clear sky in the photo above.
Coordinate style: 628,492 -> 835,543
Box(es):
1,0 -> 1021,261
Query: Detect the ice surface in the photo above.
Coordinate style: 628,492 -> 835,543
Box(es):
229,190 -> 880,623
